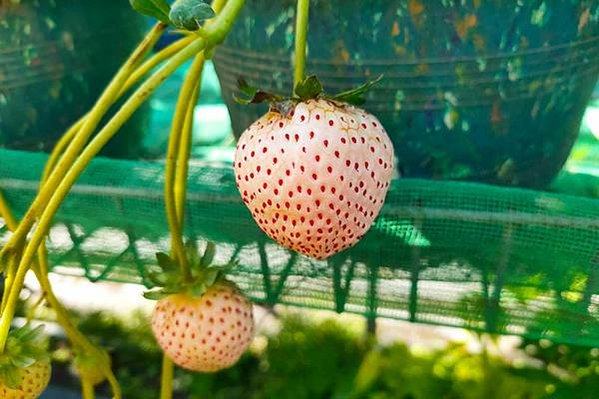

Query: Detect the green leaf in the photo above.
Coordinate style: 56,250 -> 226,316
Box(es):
332,75 -> 383,105
234,78 -> 283,105
14,325 -> 44,344
155,252 -> 176,271
185,240 -> 200,267
201,242 -> 216,267
203,269 -> 220,287
143,290 -> 170,300
147,271 -> 171,287
190,283 -> 207,297
237,77 -> 257,96
169,0 -> 215,31
10,354 -> 36,369
129,0 -> 171,24
294,75 -> 324,100
209,259 -> 238,275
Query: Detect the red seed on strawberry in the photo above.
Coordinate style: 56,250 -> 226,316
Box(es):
151,281 -> 254,372
235,99 -> 394,259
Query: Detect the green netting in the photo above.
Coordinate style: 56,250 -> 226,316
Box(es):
0,147 -> 598,346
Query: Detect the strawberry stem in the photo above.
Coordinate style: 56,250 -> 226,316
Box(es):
165,53 -> 206,281
0,187 -> 122,399
0,22 -> 167,264
160,356 -> 174,399
160,2 -> 233,397
81,378 -> 95,399
0,34 -> 207,357
167,0 -> 231,284
0,0 -> 246,396
293,0 -> 310,93
175,59 -> 204,229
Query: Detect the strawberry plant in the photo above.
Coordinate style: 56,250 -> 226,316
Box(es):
0,0 -> 396,397
0,0 -> 251,397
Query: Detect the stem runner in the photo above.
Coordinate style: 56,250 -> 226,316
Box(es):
293,0 -> 310,90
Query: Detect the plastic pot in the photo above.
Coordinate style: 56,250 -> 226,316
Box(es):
213,0 -> 599,187
0,0 -> 148,158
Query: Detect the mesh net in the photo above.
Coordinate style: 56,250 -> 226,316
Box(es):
1,147 -> 598,346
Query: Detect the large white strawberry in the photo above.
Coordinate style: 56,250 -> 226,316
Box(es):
234,78 -> 394,260
145,242 -> 255,372
0,325 -> 51,399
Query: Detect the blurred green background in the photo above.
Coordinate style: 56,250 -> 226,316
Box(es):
35,306 -> 599,399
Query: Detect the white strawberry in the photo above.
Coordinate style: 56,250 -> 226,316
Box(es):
151,281 -> 254,372
145,243 -> 255,373
0,325 -> 51,399
0,360 -> 51,399
234,98 -> 394,259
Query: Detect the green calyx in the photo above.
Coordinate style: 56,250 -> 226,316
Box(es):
234,74 -> 383,110
129,0 -> 215,31
0,325 -> 49,389
144,241 -> 235,300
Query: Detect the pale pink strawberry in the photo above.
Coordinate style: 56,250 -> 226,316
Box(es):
151,281 -> 254,372
234,99 -> 395,259
0,360 -> 51,399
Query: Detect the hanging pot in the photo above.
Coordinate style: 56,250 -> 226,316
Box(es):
213,0 -> 599,187
0,0 -> 148,158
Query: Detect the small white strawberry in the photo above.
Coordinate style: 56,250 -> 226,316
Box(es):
0,360 -> 51,399
151,282 -> 254,372
145,242 -> 255,372
72,348 -> 110,387
0,326 -> 51,399
234,81 -> 394,260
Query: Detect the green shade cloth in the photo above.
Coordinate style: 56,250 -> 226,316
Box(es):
0,148 -> 598,346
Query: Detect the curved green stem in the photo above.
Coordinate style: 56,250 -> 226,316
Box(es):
0,22 -> 167,260
28,54 -> 190,395
25,295 -> 44,323
165,53 -> 206,279
0,37 -> 207,354
33,256 -> 122,398
38,35 -> 191,184
81,378 -> 95,399
40,119 -> 84,183
159,3 -> 230,397
174,65 -> 203,228
0,190 -> 18,312
293,0 -> 310,90
203,0 -> 246,46
211,0 -> 229,16
126,35 -> 195,91
40,34 -> 193,186
0,255 -> 17,314
0,0 -> 244,367
174,87 -> 196,226
0,192 -> 122,398
160,355 -> 174,399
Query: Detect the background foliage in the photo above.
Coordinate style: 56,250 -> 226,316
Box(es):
39,309 -> 599,399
